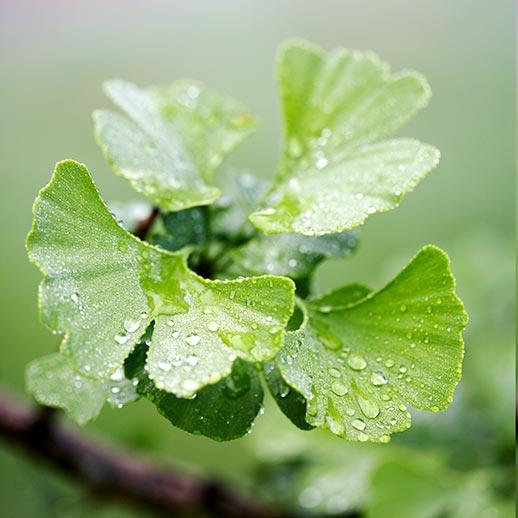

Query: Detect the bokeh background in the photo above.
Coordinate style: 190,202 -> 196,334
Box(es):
0,1 -> 514,516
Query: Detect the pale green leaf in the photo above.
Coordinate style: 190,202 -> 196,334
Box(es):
94,79 -> 255,212
276,246 -> 467,442
250,40 -> 439,235
26,353 -> 138,425
27,160 -> 295,398
212,169 -> 267,238
226,230 -> 358,279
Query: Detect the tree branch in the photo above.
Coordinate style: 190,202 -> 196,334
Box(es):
0,389 -> 276,517
134,207 -> 159,241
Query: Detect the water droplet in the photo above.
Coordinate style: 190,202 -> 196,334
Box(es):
111,387 -> 121,394
371,372 -> 387,386
123,318 -> 141,333
186,355 -> 199,366
140,312 -> 149,319
331,382 -> 348,396
358,397 -> 380,419
355,192 -> 364,200
70,293 -> 80,304
182,379 -> 198,392
399,366 -> 407,374
114,333 -> 130,345
158,361 -> 171,371
352,418 -> 366,431
399,304 -> 407,312
207,321 -> 219,332
328,367 -> 341,378
347,354 -> 367,370
318,305 -> 332,313
185,334 -> 201,346
110,368 -> 124,381
384,359 -> 395,368
316,156 -> 328,169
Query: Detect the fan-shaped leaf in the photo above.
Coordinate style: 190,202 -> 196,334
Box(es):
275,246 -> 467,441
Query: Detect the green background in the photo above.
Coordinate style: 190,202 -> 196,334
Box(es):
0,1 -> 514,516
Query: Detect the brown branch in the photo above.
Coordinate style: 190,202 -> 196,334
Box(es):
0,389 -> 277,517
134,207 -> 159,241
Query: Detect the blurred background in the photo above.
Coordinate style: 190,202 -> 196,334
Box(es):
0,1 -> 514,516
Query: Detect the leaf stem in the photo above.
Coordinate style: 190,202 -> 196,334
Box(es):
134,207 -> 159,241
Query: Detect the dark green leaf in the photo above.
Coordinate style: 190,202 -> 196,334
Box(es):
127,343 -> 264,441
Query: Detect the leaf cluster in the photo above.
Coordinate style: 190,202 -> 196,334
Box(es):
26,40 -> 467,442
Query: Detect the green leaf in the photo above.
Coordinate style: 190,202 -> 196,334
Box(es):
26,353 -> 138,425
27,160 -> 295,398
263,361 -> 314,431
212,169 -> 267,239
250,40 -> 439,235
226,230 -> 357,279
275,246 -> 467,442
94,80 -> 256,212
150,207 -> 207,252
126,343 -> 264,441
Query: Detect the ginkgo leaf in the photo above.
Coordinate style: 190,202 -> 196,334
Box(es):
150,207 -> 207,253
226,230 -> 358,279
125,342 -> 264,441
26,353 -> 138,425
94,79 -> 256,212
263,361 -> 314,431
27,160 -> 295,398
275,246 -> 467,442
212,169 -> 267,239
250,40 -> 439,235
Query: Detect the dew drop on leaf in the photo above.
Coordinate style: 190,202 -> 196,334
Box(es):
123,318 -> 141,333
207,321 -> 219,332
186,355 -> 199,366
357,397 -> 380,419
328,367 -> 341,378
370,372 -> 388,386
158,361 -> 171,371
352,418 -> 366,431
185,334 -> 201,346
114,333 -> 130,345
347,354 -> 367,370
331,382 -> 348,396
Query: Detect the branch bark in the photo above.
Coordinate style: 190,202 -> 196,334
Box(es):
0,389 -> 276,517
134,207 -> 159,241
